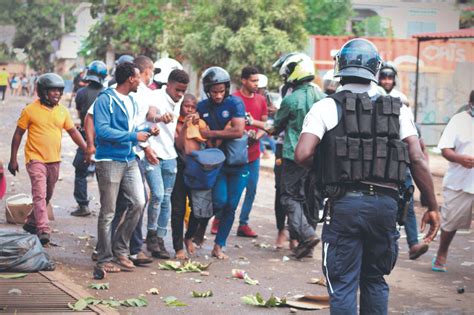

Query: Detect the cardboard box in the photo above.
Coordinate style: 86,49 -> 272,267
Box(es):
5,194 -> 55,225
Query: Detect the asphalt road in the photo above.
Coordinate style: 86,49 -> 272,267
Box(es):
1,96 -> 472,314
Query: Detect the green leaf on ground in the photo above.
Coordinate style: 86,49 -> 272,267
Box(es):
164,296 -> 187,307
241,293 -> 286,308
243,273 -> 259,285
89,282 -> 109,290
68,298 -> 90,311
192,290 -> 213,298
159,260 -> 211,273
0,273 -> 27,279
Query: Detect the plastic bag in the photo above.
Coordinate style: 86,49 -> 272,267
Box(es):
0,231 -> 55,272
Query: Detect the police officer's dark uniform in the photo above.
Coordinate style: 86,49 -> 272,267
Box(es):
300,39 -> 418,314
71,60 -> 107,217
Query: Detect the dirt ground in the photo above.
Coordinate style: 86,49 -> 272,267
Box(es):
1,95 -> 473,314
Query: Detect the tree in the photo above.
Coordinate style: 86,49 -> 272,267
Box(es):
302,0 -> 353,35
12,0 -> 76,72
353,16 -> 390,37
81,0 -> 170,60
162,0 -> 308,87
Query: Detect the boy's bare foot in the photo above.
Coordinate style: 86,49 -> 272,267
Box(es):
185,238 -> 196,256
211,245 -> 228,260
175,249 -> 188,260
290,239 -> 299,250
275,230 -> 287,249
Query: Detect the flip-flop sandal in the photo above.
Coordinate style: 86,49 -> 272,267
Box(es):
101,263 -> 121,273
432,257 -> 447,272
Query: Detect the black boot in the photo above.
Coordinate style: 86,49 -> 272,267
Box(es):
146,230 -> 160,253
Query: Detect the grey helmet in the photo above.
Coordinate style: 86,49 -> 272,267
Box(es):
334,38 -> 382,82
202,66 -> 231,99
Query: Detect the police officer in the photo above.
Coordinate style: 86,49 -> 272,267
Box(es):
295,39 -> 440,314
378,61 -> 409,105
71,60 -> 107,217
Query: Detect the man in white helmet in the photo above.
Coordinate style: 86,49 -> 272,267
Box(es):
150,57 -> 183,90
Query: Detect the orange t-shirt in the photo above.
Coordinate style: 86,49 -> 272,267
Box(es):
17,99 -> 74,163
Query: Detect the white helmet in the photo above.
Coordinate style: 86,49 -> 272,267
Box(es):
257,74 -> 268,89
153,58 -> 183,85
322,69 -> 340,94
279,53 -> 315,85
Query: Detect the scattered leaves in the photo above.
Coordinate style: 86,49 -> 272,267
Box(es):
89,283 -> 109,290
68,296 -> 148,311
159,260 -> 211,273
0,273 -> 27,279
146,288 -> 159,295
164,296 -> 187,307
241,292 -> 286,308
192,290 -> 213,298
243,273 -> 259,286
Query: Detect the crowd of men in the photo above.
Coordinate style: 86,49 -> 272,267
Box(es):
7,38 -> 473,313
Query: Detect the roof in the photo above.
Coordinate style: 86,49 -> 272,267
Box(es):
412,28 -> 474,41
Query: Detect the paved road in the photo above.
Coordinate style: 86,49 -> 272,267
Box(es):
1,96 -> 472,314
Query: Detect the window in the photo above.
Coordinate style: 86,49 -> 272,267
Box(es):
407,21 -> 436,37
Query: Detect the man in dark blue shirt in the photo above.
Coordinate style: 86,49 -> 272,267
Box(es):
196,67 -> 248,259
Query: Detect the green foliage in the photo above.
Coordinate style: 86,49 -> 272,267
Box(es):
241,292 -> 286,307
162,0 -> 308,86
158,260 -> 211,273
163,296 -> 187,307
88,282 -> 109,290
0,273 -> 27,279
353,16 -> 389,37
11,0 -> 76,72
192,290 -> 213,298
82,0 -> 171,60
302,0 -> 353,35
67,296 -> 148,311
460,10 -> 474,29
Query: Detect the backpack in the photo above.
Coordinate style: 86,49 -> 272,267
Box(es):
184,148 -> 225,190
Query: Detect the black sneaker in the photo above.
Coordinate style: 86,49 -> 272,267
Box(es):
294,236 -> 320,259
153,237 -> 170,259
23,223 -> 37,234
71,205 -> 91,217
146,230 -> 160,253
39,232 -> 50,246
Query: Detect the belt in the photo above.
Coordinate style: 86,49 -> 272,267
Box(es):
343,183 -> 399,201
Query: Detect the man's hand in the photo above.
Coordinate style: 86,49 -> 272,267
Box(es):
420,210 -> 441,243
8,160 -> 19,176
199,127 -> 211,139
144,146 -> 159,165
84,145 -> 96,163
160,112 -> 174,124
457,154 -> 474,169
150,126 -> 160,136
247,130 -> 257,145
137,132 -> 151,142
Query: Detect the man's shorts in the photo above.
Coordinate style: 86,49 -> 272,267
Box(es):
441,187 -> 474,232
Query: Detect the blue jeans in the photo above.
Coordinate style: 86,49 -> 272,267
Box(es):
239,158 -> 260,226
404,170 -> 418,248
144,158 -> 177,237
213,165 -> 249,247
322,192 -> 399,315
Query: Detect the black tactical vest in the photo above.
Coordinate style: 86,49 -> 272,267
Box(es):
314,90 -> 410,187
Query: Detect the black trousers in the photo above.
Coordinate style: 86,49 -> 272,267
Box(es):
0,85 -> 6,101
171,159 -> 208,252
274,143 -> 286,231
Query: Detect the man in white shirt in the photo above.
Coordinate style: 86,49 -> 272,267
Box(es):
432,91 -> 474,272
144,69 -> 189,259
295,39 -> 440,313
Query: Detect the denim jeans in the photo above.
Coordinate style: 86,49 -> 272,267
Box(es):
239,158 -> 260,226
73,147 -> 89,206
213,165 -> 249,247
111,158 -> 148,255
144,158 -> 177,237
95,160 -> 145,265
404,170 -> 419,248
322,192 -> 399,315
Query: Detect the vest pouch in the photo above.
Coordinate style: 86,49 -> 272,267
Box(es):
336,136 -> 351,181
344,94 -> 359,136
362,138 -> 373,179
372,137 -> 388,179
375,97 -> 390,136
348,137 -> 362,181
386,139 -> 408,183
388,98 -> 401,139
357,93 -> 373,137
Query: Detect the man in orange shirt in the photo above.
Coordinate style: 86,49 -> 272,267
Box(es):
8,73 -> 87,245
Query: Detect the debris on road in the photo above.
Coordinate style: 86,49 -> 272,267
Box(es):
241,292 -> 286,308
159,260 -> 211,273
308,276 -> 326,287
163,296 -> 187,307
88,282 -> 109,290
146,288 -> 159,295
192,290 -> 213,298
0,273 -> 27,279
